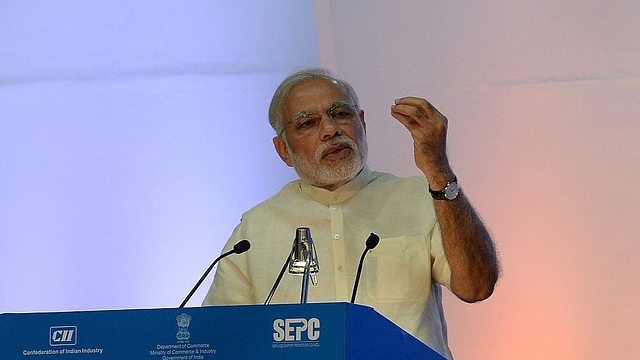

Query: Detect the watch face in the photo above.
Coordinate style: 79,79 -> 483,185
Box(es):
444,182 -> 460,200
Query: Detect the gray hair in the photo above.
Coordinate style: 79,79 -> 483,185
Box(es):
268,68 -> 360,134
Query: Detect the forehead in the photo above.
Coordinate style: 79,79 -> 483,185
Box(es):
283,78 -> 350,115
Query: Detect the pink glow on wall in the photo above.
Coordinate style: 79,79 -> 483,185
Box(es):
314,0 -> 640,359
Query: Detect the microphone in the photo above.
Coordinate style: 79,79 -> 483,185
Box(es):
179,239 -> 250,308
289,227 -> 319,303
264,227 -> 319,305
288,227 -> 319,283
350,233 -> 380,304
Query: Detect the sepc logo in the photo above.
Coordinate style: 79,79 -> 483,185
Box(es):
272,318 -> 320,342
49,326 -> 77,346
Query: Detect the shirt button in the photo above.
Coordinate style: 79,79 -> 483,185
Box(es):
332,207 -> 339,212
337,265 -> 344,272
334,233 -> 340,240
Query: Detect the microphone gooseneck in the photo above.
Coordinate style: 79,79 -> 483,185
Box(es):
264,246 -> 294,305
350,233 -> 380,304
179,239 -> 251,308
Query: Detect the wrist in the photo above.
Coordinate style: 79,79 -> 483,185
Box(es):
425,168 -> 455,191
429,175 -> 460,201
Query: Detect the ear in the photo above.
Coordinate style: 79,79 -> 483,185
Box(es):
359,109 -> 366,132
273,136 -> 293,167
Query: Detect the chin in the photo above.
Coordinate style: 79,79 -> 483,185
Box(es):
292,147 -> 366,188
314,163 -> 360,185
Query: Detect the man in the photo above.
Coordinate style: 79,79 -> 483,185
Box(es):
203,68 -> 499,359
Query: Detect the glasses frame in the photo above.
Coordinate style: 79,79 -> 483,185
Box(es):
279,102 -> 359,137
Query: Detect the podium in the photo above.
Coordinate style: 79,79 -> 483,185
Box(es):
0,302 -> 446,359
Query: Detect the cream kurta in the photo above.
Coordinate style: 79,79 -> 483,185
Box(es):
203,166 -> 453,359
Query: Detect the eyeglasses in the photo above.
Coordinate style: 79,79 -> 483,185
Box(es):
280,103 -> 359,137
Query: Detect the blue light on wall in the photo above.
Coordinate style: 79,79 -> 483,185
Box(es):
0,0 -> 320,312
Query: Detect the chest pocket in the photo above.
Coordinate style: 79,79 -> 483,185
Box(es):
364,235 -> 431,303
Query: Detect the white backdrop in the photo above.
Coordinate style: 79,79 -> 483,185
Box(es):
1,1 -> 639,359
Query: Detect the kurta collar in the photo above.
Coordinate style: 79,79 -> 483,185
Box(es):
299,165 -> 374,205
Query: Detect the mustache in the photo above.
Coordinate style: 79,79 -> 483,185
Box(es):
315,137 -> 357,160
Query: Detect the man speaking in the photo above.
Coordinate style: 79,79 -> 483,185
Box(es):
203,68 -> 499,359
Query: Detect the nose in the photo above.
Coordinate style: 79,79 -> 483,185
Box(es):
318,113 -> 342,140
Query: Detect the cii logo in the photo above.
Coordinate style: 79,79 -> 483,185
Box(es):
49,326 -> 77,346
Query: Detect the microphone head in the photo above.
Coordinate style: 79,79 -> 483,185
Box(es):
289,227 -> 319,276
365,233 -> 380,249
233,239 -> 251,254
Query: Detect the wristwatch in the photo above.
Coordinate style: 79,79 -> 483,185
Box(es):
429,177 -> 460,201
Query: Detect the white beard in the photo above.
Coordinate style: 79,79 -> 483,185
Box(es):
287,134 -> 368,189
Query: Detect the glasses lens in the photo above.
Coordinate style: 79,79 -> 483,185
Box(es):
329,105 -> 356,120
284,104 -> 357,137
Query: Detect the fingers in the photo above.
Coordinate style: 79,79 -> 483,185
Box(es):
388,97 -> 451,176
393,96 -> 445,118
390,96 -> 447,131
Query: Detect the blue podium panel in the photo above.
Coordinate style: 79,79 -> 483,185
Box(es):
0,303 -> 446,360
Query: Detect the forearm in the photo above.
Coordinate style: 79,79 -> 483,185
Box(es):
434,191 -> 499,302
389,96 -> 500,301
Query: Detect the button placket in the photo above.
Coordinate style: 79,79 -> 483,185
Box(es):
330,202 -> 349,299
